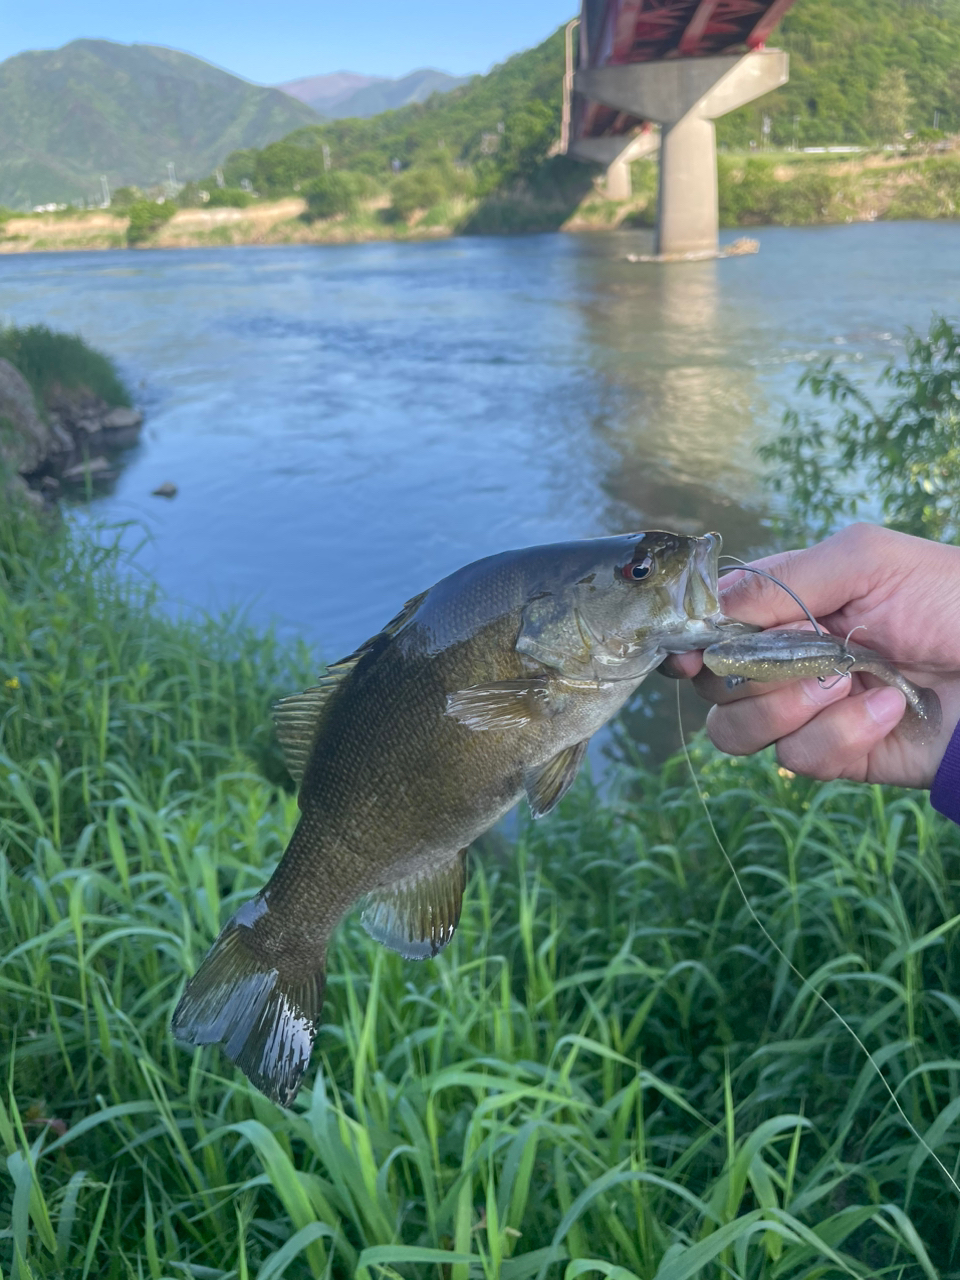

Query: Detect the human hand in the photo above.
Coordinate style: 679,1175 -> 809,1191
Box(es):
667,523 -> 960,788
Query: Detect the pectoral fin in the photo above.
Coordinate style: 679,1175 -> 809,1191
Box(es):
361,850 -> 468,959
445,678 -> 551,731
525,739 -> 589,818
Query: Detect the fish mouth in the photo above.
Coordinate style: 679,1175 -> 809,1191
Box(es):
659,532 -> 728,652
687,533 -> 721,619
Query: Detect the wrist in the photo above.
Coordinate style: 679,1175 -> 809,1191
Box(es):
931,715 -> 960,824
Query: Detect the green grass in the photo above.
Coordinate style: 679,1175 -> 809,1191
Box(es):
0,325 -> 131,410
2,509 -> 960,1278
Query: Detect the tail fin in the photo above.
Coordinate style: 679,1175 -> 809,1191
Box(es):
172,921 -> 325,1107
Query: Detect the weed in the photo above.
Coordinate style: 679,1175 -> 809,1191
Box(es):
0,508 -> 957,1275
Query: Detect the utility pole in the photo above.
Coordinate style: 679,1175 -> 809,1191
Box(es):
100,175 -> 110,208
322,144 -> 331,172
560,17 -> 579,154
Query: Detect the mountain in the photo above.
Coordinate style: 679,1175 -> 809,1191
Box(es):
274,72 -> 385,115
326,69 -> 470,118
0,39 -> 319,209
261,0 -> 960,179
278,68 -> 469,119
265,33 -> 563,179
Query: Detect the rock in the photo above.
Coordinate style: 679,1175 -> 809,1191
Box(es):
62,456 -> 113,482
76,416 -> 102,435
50,423 -> 74,453
0,357 -> 53,475
103,407 -> 143,431
151,481 -> 177,498
40,475 -> 61,494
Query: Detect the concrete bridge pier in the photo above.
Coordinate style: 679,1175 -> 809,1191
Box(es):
567,130 -> 659,200
575,50 -> 788,256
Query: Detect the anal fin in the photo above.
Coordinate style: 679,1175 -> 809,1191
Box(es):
525,739 -> 588,818
361,850 -> 467,959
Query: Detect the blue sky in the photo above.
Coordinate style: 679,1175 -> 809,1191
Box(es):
2,0 -> 576,83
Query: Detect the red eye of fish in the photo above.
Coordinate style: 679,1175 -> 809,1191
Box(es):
622,555 -> 655,582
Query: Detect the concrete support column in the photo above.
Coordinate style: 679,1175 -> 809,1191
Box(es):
575,50 -> 788,257
657,114 -> 717,255
604,155 -> 633,201
567,129 -> 659,201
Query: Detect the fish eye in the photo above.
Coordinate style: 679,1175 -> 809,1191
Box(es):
622,554 -> 655,582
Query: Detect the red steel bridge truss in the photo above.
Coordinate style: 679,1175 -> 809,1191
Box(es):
575,0 -> 797,144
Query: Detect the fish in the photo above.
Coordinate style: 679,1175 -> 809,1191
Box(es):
172,529 -> 757,1105
701,628 -> 942,743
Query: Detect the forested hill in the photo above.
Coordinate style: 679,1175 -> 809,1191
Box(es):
219,0 -> 960,201
726,0 -> 960,146
222,29 -> 566,192
0,40 -> 318,209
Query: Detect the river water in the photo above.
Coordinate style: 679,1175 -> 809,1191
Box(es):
3,221 -> 958,759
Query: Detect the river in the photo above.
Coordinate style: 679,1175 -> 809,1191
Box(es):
3,221 -> 957,760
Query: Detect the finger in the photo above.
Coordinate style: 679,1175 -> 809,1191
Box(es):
718,524 -> 914,629
705,673 -> 855,755
773,686 -> 907,781
659,652 -> 703,680
692,666 -> 783,705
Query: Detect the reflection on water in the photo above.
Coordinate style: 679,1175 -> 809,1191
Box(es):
575,251 -> 768,553
2,222 -> 959,761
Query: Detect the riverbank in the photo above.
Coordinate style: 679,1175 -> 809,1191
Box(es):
0,325 -> 141,506
2,149 -> 959,252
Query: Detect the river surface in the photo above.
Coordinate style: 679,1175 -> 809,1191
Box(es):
3,222 -> 957,760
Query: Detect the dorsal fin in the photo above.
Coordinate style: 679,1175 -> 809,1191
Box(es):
272,589 -> 429,787
360,850 -> 467,959
273,678 -> 346,786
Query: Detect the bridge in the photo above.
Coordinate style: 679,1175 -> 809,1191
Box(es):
564,0 -> 797,256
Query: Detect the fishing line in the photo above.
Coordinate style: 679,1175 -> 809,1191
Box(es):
718,557 -> 825,636
675,680 -> 960,1201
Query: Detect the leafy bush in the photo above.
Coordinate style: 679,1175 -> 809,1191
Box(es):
389,165 -> 449,219
719,157 -> 839,227
0,324 -> 130,407
884,156 -> 960,220
302,171 -> 369,220
204,186 -> 254,208
221,147 -> 257,188
125,198 -> 176,245
108,186 -> 143,211
478,99 -> 560,194
760,315 -> 960,542
252,140 -> 327,194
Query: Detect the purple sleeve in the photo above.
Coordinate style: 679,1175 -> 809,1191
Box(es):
931,719 -> 960,825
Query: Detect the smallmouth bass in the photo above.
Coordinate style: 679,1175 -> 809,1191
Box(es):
702,628 -> 942,742
173,529 -> 757,1104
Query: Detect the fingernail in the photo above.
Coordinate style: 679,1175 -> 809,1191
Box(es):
865,686 -> 906,724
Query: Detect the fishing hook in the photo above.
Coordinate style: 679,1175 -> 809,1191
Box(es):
718,556 -> 824,636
